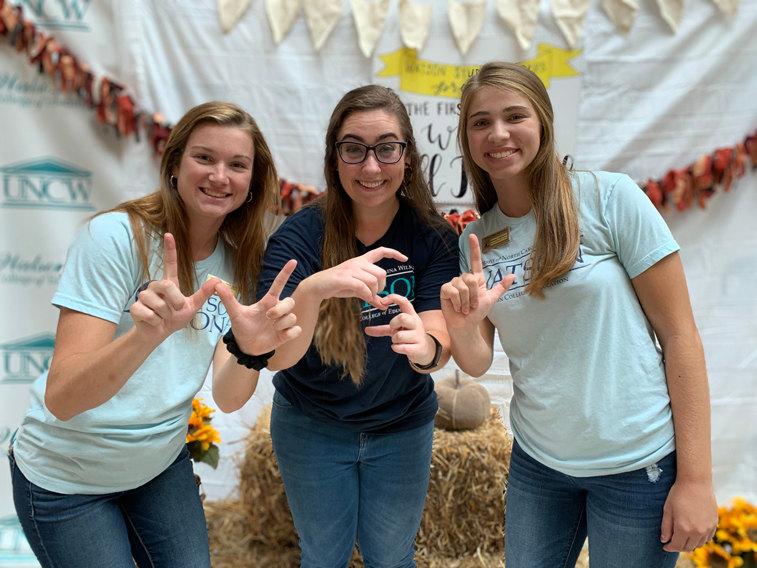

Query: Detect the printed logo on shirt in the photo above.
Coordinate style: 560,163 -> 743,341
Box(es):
0,333 -> 55,384
360,263 -> 416,323
484,241 -> 588,302
129,283 -> 231,335
1,157 -> 95,211
0,251 -> 64,287
21,0 -> 92,31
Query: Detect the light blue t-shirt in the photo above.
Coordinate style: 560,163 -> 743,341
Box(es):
460,171 -> 680,477
14,212 -> 234,494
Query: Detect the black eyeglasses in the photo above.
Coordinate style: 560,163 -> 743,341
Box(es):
335,141 -> 408,164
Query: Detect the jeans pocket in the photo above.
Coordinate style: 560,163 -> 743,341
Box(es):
272,390 -> 294,410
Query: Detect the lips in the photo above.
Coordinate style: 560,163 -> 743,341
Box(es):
200,187 -> 229,198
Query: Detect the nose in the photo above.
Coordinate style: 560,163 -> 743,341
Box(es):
209,163 -> 229,185
362,151 -> 382,173
489,120 -> 510,143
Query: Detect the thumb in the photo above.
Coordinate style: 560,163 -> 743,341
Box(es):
660,504 -> 674,544
488,274 -> 516,301
189,278 -> 219,310
213,280 -> 242,318
364,324 -> 393,338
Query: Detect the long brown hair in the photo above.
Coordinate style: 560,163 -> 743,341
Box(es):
458,62 -> 580,297
314,85 -> 447,386
102,101 -> 278,304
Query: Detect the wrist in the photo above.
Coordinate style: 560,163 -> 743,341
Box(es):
410,333 -> 442,371
223,329 -> 274,371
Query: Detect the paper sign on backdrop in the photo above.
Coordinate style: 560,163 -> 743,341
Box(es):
351,0 -> 391,57
448,0 -> 487,55
266,0 -> 303,44
711,0 -> 738,16
218,0 -> 253,33
496,0 -> 541,50
655,0 -> 684,31
601,0 -> 640,36
303,0 -> 343,50
552,0 -> 591,48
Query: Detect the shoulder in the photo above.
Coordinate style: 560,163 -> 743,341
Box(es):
85,211 -> 133,238
572,170 -> 644,215
272,205 -> 325,238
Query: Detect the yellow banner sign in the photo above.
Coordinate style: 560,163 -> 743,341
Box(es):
377,44 -> 581,98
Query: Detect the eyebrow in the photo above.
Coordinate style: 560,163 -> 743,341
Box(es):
189,145 -> 253,162
469,105 -> 530,119
339,133 -> 402,142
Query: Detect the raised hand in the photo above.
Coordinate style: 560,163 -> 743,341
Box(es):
441,234 -> 515,332
308,247 -> 408,309
215,259 -> 302,357
364,294 -> 433,366
130,233 -> 219,342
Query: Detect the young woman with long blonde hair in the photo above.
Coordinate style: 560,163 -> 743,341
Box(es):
441,62 -> 718,568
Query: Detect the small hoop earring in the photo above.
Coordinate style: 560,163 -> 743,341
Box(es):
245,191 -> 253,204
170,175 -> 177,188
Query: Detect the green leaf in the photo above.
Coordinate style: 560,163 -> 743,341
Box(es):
198,444 -> 220,469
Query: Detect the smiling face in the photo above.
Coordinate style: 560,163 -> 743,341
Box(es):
465,86 -> 541,192
172,122 -> 254,231
335,110 -> 409,215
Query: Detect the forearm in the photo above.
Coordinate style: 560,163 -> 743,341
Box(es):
663,331 -> 713,483
45,328 -> 161,421
266,277 -> 323,370
449,324 -> 494,378
212,356 -> 261,413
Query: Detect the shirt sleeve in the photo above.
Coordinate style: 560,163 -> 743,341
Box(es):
413,223 -> 460,314
52,213 -> 142,323
257,209 -> 323,302
602,173 -> 680,279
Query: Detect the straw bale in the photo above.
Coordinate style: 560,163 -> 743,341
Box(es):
417,406 -> 512,557
237,404 -> 299,548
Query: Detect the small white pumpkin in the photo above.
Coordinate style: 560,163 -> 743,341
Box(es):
434,370 -> 491,430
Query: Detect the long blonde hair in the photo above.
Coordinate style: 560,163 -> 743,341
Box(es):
458,62 -> 580,297
314,85 -> 448,386
103,101 -> 278,304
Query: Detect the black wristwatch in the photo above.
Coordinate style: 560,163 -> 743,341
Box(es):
410,333 -> 442,371
222,329 -> 274,371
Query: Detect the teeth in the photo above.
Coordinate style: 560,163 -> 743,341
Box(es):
488,150 -> 517,159
359,181 -> 384,188
202,188 -> 227,198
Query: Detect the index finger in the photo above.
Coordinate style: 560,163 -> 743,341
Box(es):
381,293 -> 417,316
468,234 -> 483,275
265,259 -> 298,301
163,233 -> 179,284
362,247 -> 408,265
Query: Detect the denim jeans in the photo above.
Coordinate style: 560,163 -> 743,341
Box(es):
9,444 -> 211,568
270,390 -> 434,568
505,440 -> 679,568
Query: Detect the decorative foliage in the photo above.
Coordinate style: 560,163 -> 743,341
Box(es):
687,498 -> 757,568
187,398 -> 222,469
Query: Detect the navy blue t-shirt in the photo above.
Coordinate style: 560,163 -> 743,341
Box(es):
257,200 -> 459,433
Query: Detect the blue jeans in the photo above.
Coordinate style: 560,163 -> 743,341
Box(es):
270,390 -> 434,568
9,444 -> 211,568
505,440 -> 679,568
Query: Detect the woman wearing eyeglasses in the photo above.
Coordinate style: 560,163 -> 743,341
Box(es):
250,85 -> 459,567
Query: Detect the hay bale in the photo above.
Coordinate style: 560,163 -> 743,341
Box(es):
417,406 -> 512,558
233,404 -> 511,564
237,405 -> 298,548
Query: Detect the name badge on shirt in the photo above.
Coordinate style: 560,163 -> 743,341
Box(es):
206,274 -> 239,297
482,227 -> 510,252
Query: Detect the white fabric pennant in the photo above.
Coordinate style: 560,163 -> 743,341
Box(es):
552,0 -> 590,48
448,0 -> 487,56
265,0 -> 303,44
711,0 -> 737,17
399,0 -> 433,51
600,0 -> 639,37
218,0 -> 252,34
655,0 -> 684,32
350,0 -> 391,57
303,0 -> 343,50
495,0 -> 540,51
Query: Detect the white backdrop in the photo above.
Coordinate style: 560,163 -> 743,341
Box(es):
1,0 -> 756,564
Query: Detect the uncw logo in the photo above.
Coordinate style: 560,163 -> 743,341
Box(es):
22,0 -> 91,31
1,333 -> 55,384
1,157 -> 94,211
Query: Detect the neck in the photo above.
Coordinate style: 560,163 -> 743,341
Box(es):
354,197 -> 400,246
189,218 -> 223,262
493,175 -> 532,218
